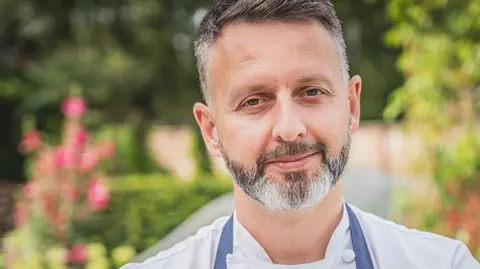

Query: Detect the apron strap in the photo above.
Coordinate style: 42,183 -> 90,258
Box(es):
346,204 -> 375,269
214,204 -> 375,269
214,215 -> 234,269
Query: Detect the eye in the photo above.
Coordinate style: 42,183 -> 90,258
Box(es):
242,97 -> 270,108
245,98 -> 261,106
305,88 -> 320,96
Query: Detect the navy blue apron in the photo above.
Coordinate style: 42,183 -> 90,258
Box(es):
214,204 -> 374,269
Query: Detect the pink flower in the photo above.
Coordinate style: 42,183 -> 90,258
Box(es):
61,97 -> 87,118
87,178 -> 110,211
79,148 -> 99,173
75,128 -> 89,147
56,147 -> 76,168
68,244 -> 87,265
19,130 -> 42,153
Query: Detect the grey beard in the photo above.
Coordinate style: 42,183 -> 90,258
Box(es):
220,119 -> 352,212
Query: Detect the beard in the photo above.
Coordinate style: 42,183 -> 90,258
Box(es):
220,119 -> 352,212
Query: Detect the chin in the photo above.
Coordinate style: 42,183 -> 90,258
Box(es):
255,168 -> 334,212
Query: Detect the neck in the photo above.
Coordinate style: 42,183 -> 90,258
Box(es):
234,182 -> 343,265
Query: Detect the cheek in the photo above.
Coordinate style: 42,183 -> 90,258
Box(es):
220,116 -> 271,160
305,104 -> 349,150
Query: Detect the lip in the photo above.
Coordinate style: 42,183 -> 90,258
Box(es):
266,152 -> 317,172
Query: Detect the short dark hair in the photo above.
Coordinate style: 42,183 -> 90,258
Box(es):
194,0 -> 349,104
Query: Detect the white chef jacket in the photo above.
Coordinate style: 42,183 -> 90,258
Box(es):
120,202 -> 479,269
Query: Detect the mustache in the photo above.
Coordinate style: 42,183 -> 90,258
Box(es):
256,142 -> 327,169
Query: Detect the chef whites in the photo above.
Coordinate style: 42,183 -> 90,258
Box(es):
120,203 -> 479,269
214,204 -> 373,269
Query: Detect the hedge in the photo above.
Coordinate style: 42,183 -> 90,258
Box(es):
76,173 -> 232,253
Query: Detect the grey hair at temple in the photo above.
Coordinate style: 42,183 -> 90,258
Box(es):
193,0 -> 350,105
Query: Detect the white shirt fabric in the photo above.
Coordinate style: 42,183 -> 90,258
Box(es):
120,202 -> 479,269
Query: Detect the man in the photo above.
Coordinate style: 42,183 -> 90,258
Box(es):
122,0 -> 479,268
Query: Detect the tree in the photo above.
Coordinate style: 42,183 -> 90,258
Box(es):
384,0 -> 480,255
0,0 -> 210,179
335,0 -> 403,121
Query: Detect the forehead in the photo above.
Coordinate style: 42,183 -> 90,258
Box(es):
207,19 -> 342,102
216,19 -> 336,57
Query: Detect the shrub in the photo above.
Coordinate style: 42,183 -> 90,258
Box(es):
3,231 -> 136,269
77,173 -> 232,253
4,95 -> 117,269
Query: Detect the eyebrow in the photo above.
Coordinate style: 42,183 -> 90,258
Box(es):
227,83 -> 269,108
295,74 -> 334,91
226,73 -> 334,108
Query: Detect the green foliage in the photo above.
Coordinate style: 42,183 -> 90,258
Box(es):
111,246 -> 136,268
95,124 -> 166,175
0,0 -> 210,182
385,0 -> 480,254
384,0 -> 480,123
435,132 -> 480,184
77,173 -> 232,253
4,173 -> 231,267
24,47 -> 148,113
193,127 -> 212,176
3,233 -> 135,269
384,0 -> 480,190
334,0 -> 403,120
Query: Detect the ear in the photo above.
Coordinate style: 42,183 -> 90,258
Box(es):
193,102 -> 222,158
348,75 -> 362,133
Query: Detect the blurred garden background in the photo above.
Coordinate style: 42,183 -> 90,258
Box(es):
0,0 -> 479,268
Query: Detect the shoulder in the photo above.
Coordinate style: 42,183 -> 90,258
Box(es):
349,205 -> 479,269
119,215 -> 230,269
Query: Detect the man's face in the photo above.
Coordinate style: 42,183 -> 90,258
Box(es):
194,19 -> 362,211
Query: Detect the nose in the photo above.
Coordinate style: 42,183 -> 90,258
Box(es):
272,99 -> 307,142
